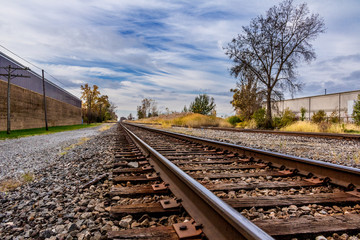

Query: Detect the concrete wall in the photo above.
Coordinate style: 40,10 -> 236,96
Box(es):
274,90 -> 360,122
0,80 -> 82,131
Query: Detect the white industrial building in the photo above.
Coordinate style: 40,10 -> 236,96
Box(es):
274,90 -> 360,122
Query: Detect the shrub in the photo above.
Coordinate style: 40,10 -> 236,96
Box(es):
329,109 -> 340,124
300,107 -> 307,121
312,110 -> 327,123
353,94 -> 360,125
252,108 -> 266,128
237,119 -> 257,129
227,116 -> 242,126
318,122 -> 330,132
272,116 -> 282,129
280,108 -> 297,127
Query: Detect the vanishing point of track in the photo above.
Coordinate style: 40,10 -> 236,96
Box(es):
106,122 -> 360,240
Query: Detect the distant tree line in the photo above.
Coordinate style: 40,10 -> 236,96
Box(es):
80,84 -> 117,124
135,94 -> 216,120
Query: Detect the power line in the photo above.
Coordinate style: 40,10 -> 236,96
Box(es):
0,44 -> 73,89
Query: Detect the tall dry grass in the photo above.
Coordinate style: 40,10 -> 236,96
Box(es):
280,121 -> 360,133
134,113 -> 232,128
280,121 -> 319,132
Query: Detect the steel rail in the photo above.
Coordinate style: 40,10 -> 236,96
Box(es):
125,122 -> 360,190
140,123 -> 360,140
200,127 -> 360,141
121,123 -> 273,240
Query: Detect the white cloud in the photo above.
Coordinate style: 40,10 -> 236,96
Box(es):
1,0 -> 359,118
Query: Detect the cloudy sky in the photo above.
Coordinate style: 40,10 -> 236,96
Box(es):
0,0 -> 359,118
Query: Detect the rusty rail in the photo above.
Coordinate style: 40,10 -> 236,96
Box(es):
121,123 -> 273,240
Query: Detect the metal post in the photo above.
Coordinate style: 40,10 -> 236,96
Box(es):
7,65 -> 11,134
42,70 -> 48,130
339,93 -> 341,123
308,97 -> 311,120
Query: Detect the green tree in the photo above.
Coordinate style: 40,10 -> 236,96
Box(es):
225,0 -> 325,128
352,94 -> 360,125
189,94 -> 216,115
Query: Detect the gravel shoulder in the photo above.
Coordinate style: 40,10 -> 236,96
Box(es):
0,123 -> 115,181
159,126 -> 360,168
0,123 -> 116,239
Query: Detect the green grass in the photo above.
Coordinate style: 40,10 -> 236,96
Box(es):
0,123 -> 102,140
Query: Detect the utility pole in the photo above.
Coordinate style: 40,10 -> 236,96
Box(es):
0,65 -> 30,134
42,70 -> 48,130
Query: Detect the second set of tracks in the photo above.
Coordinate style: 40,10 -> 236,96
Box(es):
107,122 -> 360,240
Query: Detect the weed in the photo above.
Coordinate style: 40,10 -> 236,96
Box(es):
22,172 -> 34,183
0,179 -> 21,192
0,172 -> 34,192
59,151 -> 67,156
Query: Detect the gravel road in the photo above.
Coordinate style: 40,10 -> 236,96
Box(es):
162,126 -> 360,168
0,124 -> 114,181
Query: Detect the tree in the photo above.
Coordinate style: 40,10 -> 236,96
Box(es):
96,95 -> 110,122
225,0 -> 325,128
136,98 -> 158,119
81,84 -> 100,124
352,94 -> 360,125
230,75 -> 264,120
80,84 -> 117,123
189,94 -> 216,115
128,113 -> 133,120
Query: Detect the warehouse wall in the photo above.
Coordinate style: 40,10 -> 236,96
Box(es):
274,90 -> 360,122
0,80 -> 82,131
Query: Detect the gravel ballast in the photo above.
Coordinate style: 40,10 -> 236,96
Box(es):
0,124 -> 111,181
162,126 -> 360,168
0,124 -> 116,239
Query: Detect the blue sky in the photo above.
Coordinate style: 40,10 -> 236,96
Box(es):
1,0 -> 359,118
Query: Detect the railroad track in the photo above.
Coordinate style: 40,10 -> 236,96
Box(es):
192,127 -> 360,141
141,123 -> 360,141
106,122 -> 360,240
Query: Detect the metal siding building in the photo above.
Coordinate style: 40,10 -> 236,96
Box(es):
0,52 -> 81,108
274,90 -> 360,122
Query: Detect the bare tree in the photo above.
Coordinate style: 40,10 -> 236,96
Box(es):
136,98 -> 158,119
225,0 -> 325,128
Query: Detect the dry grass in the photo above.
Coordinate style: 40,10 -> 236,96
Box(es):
280,121 -> 360,133
59,137 -> 90,156
0,172 -> 35,192
98,123 -> 115,132
280,121 -> 320,132
134,113 -> 232,128
236,119 -> 257,129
